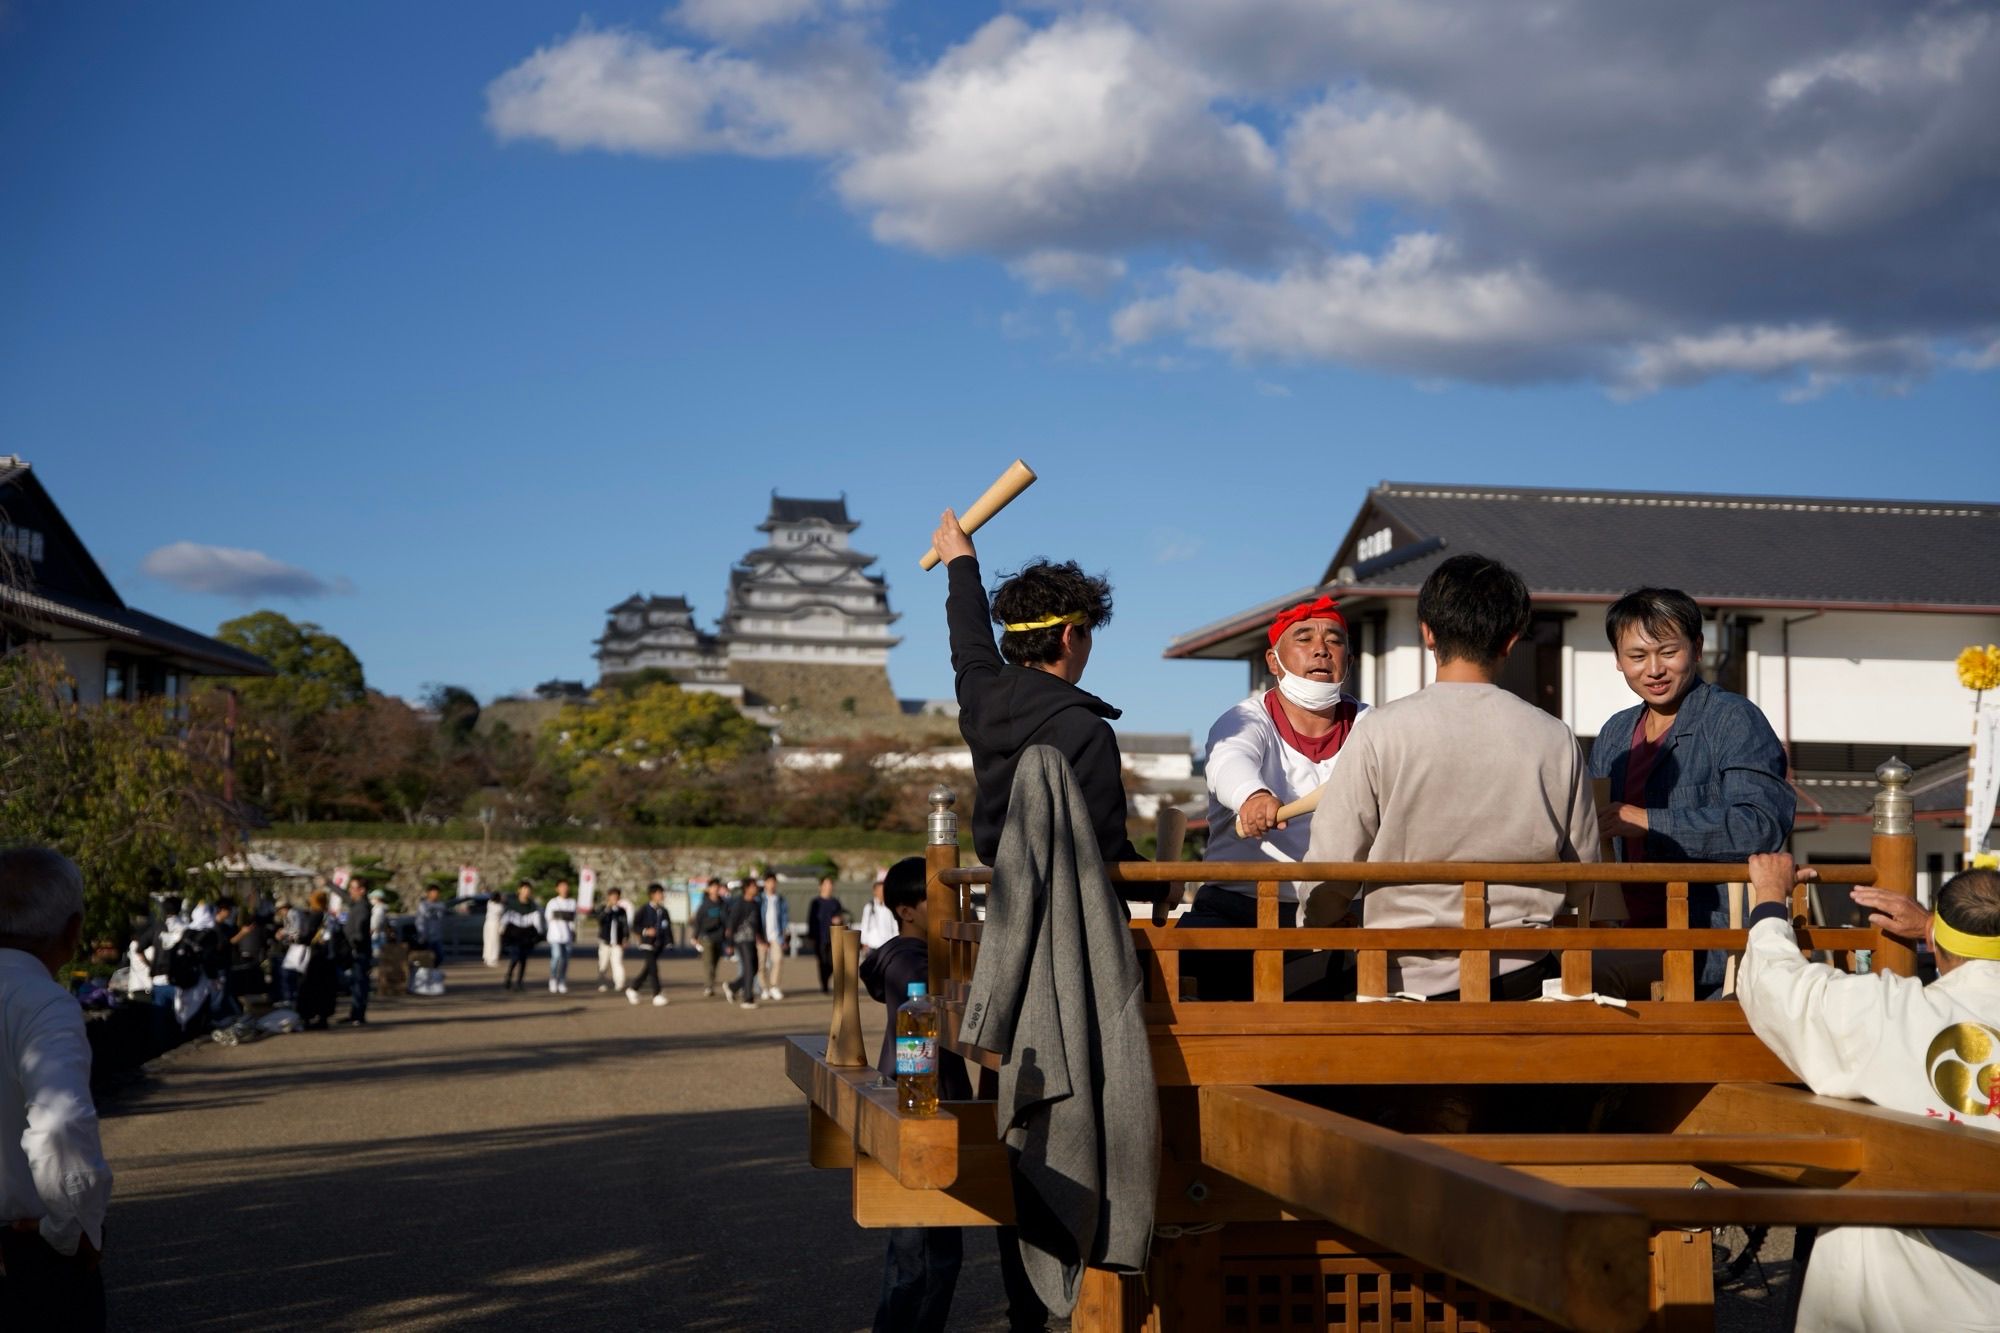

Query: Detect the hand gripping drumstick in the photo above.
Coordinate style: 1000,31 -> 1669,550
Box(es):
919,459 -> 1038,570
1234,785 -> 1324,839
1151,806 -> 1189,927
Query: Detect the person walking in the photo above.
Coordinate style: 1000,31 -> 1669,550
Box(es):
806,875 -> 848,994
595,887 -> 630,993
545,881 -> 579,995
725,880 -> 762,1009
0,848 -> 112,1333
758,872 -> 789,1003
625,884 -> 671,1007
500,883 -> 543,992
296,890 -> 341,1030
340,884 -> 373,1026
482,893 -> 503,968
692,880 -> 728,997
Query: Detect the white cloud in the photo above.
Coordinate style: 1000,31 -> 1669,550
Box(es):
836,15 -> 1286,257
1114,234 -> 1633,384
1008,249 -> 1128,296
485,24 -> 892,158
488,1 -> 2000,396
141,543 -> 351,600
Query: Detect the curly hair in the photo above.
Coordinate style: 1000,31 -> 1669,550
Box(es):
991,559 -> 1114,667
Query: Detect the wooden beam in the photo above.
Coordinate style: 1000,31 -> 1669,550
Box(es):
1154,1032 -> 1794,1086
1603,1188 -> 2000,1229
1679,1082 -> 2000,1192
784,1035 -> 963,1189
1198,1085 -> 1652,1333
852,1154 -> 1011,1228
1420,1133 -> 1864,1171
943,861 -> 1881,887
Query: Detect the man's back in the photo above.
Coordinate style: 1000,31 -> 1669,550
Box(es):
1,949 -> 111,1257
1302,682 -> 1599,995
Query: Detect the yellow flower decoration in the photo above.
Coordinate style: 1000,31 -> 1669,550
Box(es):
1962,644 -> 2000,693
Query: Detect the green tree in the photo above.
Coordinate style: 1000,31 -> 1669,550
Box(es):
0,650 -> 235,943
216,610 -> 365,715
425,683 -> 481,743
542,681 -> 768,826
514,844 -> 576,889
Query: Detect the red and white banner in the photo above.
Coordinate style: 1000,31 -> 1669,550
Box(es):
1971,698 -> 2000,857
578,867 -> 597,911
459,865 -> 480,895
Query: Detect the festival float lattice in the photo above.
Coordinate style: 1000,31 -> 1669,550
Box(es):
787,761 -> 2000,1332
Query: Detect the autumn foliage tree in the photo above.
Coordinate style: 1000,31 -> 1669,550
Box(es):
542,680 -> 770,826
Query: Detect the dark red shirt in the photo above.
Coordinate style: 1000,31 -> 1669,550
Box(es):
1620,710 -> 1674,928
1263,690 -> 1358,763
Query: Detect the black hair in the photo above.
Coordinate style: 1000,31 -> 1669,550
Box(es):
1605,587 -> 1705,650
991,559 -> 1113,667
882,856 -> 928,912
1937,870 -> 2000,955
647,883 -> 665,896
1416,553 -> 1531,666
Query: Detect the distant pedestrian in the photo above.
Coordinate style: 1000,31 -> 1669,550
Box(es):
692,879 -> 728,997
625,884 -> 671,1007
0,848 -> 111,1333
500,883 -> 543,992
545,881 -> 579,995
595,887 -> 630,993
807,875 -> 848,994
341,885 -> 373,1025
296,889 -> 340,1030
725,880 -> 761,1009
482,893 -> 503,967
859,876 -> 898,958
758,872 -> 789,1002
415,885 -> 447,971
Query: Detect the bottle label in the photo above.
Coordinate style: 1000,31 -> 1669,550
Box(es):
895,1036 -> 936,1076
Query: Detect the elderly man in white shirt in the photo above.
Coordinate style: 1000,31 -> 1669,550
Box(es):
1175,596 -> 1366,999
1739,853 -> 2000,1333
1,847 -> 111,1330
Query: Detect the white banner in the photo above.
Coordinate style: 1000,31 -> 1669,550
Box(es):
1972,698 -> 2000,855
578,867 -> 597,912
459,865 -> 480,895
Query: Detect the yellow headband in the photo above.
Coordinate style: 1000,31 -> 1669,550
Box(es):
1933,915 -> 2000,962
1001,612 -> 1088,633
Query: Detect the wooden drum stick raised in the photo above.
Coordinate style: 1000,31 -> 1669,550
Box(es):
1235,785 -> 1324,839
1152,806 -> 1189,927
919,459 -> 1037,570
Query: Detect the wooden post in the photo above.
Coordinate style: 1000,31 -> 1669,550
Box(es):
926,785 -> 962,1000
1253,880 -> 1282,1003
826,926 -> 867,1067
1460,881 -> 1490,1002
1663,883 -> 1693,1001
1870,757 -> 1919,977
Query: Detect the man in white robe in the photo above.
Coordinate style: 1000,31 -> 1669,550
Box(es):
1739,854 -> 2000,1333
1176,595 -> 1365,999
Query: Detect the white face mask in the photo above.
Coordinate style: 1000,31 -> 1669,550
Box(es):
1274,666 -> 1345,713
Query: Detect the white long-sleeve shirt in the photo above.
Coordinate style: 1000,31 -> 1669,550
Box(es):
1,949 -> 112,1255
859,900 -> 899,952
1738,914 -> 2000,1331
544,895 -> 578,945
1202,692 -> 1365,901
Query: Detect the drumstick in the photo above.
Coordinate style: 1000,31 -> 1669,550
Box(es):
1151,806 -> 1189,928
920,459 -> 1038,570
1235,785 -> 1324,839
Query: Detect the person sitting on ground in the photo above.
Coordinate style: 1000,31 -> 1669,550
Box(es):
625,883 -> 672,1008
1301,554 -> 1599,1000
0,847 -> 111,1332
807,874 -> 848,995
1738,855 -> 2000,1331
860,856 -> 972,1333
931,509 -> 1140,870
1589,587 -> 1792,997
1179,595 -> 1367,999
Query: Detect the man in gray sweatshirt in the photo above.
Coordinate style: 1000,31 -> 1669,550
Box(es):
1300,554 -> 1599,1000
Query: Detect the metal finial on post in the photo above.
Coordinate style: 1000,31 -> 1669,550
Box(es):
928,784 -> 958,846
1873,757 -> 1914,837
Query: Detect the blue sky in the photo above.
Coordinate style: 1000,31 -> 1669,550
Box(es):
3,1 -> 1995,737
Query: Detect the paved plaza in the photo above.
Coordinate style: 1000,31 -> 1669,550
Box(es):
96,953 -> 1018,1332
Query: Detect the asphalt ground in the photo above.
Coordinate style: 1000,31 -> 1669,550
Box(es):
96,951 -> 1018,1333
94,949 -> 1799,1332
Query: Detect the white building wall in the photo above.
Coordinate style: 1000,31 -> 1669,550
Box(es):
1756,611 -> 1999,747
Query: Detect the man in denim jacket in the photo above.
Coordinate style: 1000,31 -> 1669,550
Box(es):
1589,587 -> 1793,995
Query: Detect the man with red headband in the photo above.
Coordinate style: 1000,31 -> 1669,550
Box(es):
1175,594 -> 1366,999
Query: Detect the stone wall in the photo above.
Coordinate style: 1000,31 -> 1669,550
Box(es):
251,834 -> 916,899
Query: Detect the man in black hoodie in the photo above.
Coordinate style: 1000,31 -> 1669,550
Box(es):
932,511 -> 1140,869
